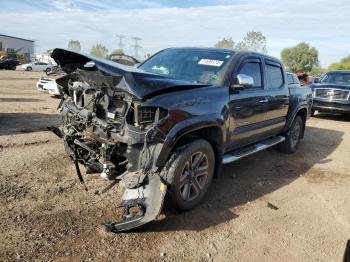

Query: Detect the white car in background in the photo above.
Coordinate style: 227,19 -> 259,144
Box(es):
22,61 -> 56,72
36,77 -> 60,96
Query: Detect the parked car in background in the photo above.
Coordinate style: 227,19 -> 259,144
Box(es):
0,57 -> 19,70
21,61 -> 56,72
50,47 -> 312,232
286,72 -> 302,88
310,70 -> 350,116
36,77 -> 60,96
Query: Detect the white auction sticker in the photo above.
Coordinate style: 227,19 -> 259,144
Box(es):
198,59 -> 224,67
107,112 -> 115,119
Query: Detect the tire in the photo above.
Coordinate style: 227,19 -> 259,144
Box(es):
165,139 -> 215,211
277,116 -> 303,154
45,67 -> 51,73
10,66 -> 16,70
26,66 -> 32,71
311,109 -> 315,117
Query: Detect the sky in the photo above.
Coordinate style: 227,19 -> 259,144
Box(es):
0,0 -> 349,66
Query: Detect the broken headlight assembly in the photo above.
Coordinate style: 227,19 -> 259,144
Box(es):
132,104 -> 168,127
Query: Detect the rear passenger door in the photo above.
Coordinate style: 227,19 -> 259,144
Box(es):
263,60 -> 289,135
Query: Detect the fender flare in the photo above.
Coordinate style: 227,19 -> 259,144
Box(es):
154,114 -> 225,169
284,103 -> 309,133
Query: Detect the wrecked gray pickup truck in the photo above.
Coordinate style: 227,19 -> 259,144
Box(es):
50,47 -> 312,232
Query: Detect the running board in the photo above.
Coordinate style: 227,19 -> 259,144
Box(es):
223,136 -> 285,164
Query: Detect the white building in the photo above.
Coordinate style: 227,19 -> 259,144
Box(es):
0,34 -> 34,62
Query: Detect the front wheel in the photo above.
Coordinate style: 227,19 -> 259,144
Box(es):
26,66 -> 32,71
277,116 -> 303,154
165,139 -> 215,211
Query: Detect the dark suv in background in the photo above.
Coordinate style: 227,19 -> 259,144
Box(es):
310,70 -> 350,116
0,57 -> 19,70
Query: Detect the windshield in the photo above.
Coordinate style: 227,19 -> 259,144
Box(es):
139,49 -> 233,84
320,72 -> 350,85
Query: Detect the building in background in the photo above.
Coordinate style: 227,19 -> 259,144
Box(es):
0,34 -> 34,63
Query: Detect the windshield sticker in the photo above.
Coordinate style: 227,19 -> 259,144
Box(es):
198,59 -> 223,67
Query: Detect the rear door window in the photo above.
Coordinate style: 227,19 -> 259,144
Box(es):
266,63 -> 284,88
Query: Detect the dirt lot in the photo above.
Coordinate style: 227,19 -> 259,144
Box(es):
0,70 -> 350,261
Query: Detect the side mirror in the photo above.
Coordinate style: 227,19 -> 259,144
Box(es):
313,77 -> 320,83
232,74 -> 254,90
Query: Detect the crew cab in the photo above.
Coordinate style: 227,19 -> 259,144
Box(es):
310,70 -> 350,116
50,47 -> 312,232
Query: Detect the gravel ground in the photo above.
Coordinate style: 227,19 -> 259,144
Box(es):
0,70 -> 350,261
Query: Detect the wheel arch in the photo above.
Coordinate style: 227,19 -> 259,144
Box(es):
155,115 -> 225,178
285,106 -> 308,138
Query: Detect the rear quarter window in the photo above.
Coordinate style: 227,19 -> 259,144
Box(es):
266,64 -> 284,88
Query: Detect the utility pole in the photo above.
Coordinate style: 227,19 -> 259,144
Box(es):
115,34 -> 126,51
131,36 -> 142,58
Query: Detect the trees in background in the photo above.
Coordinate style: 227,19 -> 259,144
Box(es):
328,55 -> 350,70
214,37 -> 234,49
90,44 -> 108,58
67,40 -> 81,52
236,31 -> 267,53
214,31 -> 267,53
280,42 -> 319,74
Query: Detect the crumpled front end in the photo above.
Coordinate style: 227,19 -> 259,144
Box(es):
53,60 -> 173,232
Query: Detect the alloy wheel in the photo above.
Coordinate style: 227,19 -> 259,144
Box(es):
179,151 -> 209,202
290,120 -> 301,148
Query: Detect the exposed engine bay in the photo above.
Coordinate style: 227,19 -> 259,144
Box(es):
57,69 -> 167,180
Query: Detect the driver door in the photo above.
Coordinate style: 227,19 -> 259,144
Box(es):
228,57 -> 268,149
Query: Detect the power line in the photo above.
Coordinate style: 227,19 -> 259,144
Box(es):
115,34 -> 126,51
131,36 -> 142,58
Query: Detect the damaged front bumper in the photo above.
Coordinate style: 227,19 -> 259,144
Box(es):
103,173 -> 167,232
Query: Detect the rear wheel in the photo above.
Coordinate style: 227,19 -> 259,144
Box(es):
165,139 -> 215,211
277,116 -> 303,154
311,109 -> 315,116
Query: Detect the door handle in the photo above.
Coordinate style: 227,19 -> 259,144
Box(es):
259,98 -> 269,103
